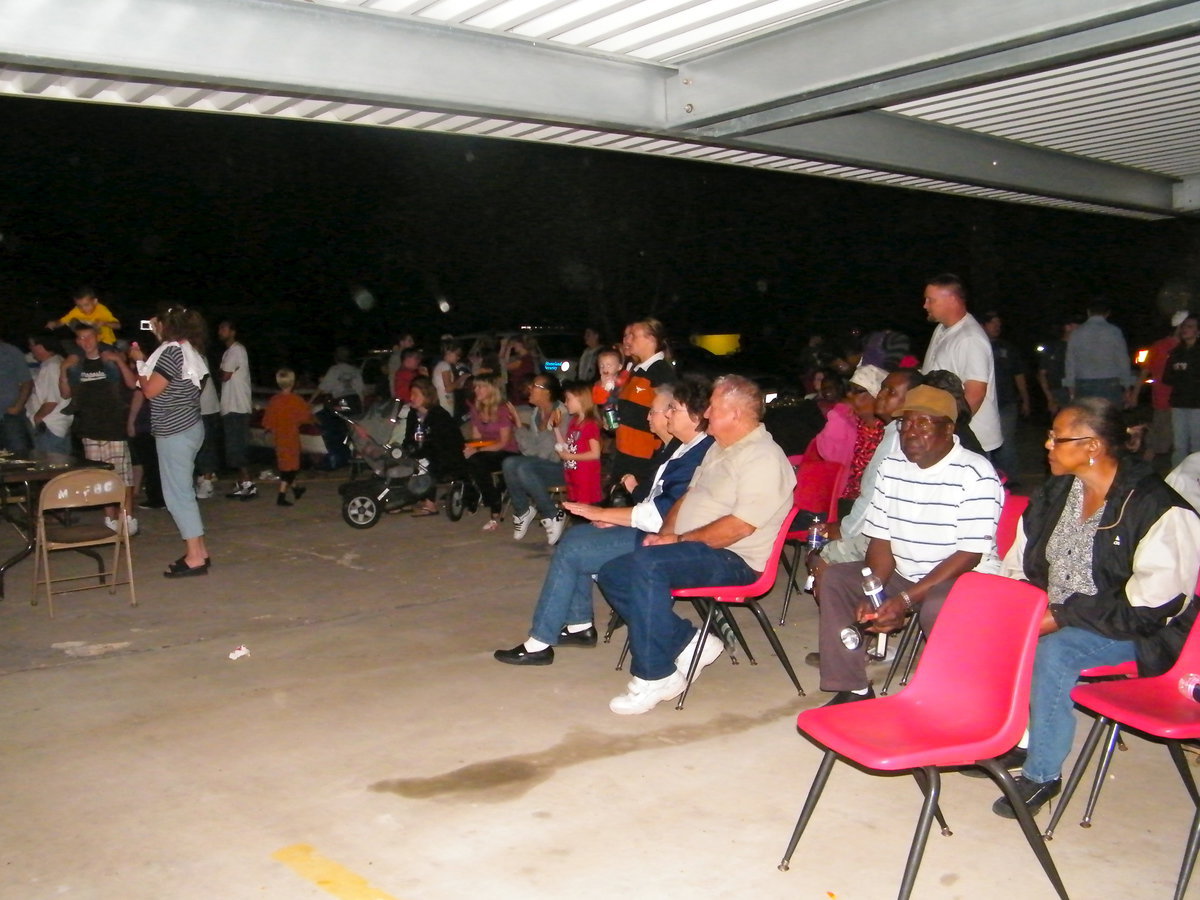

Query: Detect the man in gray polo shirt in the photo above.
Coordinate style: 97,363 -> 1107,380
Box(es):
596,375 -> 795,715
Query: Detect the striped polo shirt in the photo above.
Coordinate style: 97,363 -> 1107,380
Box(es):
862,438 -> 1002,581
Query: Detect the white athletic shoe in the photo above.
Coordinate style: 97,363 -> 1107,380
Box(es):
542,513 -> 567,546
512,506 -> 537,540
609,671 -> 689,715
674,632 -> 725,683
194,477 -> 214,499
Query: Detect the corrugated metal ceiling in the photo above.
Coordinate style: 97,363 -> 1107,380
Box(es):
0,0 -> 1195,221
888,34 -> 1200,180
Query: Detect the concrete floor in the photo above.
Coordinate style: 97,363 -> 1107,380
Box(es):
1,472 -> 1196,900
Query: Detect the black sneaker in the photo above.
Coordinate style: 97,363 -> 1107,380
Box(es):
963,746 -> 1027,778
821,686 -> 875,707
992,775 -> 1061,819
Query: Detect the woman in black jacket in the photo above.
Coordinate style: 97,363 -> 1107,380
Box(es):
991,398 -> 1200,819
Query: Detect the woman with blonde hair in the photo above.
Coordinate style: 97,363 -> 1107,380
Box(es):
464,374 -> 519,530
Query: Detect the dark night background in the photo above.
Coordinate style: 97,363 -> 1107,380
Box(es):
2,94 -> 1198,382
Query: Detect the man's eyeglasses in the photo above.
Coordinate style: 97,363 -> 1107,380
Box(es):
1046,432 -> 1093,446
898,416 -> 947,434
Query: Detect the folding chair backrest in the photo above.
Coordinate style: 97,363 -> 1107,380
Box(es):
901,572 -> 1047,750
997,491 -> 1029,558
789,456 -> 846,524
39,468 -> 126,513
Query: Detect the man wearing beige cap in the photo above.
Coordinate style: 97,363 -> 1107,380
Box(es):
812,385 -> 1003,706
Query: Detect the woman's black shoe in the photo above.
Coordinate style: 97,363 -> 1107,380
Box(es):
992,775 -> 1061,819
494,644 -> 554,666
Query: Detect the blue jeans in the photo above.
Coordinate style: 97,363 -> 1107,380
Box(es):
529,524 -> 641,645
1172,407 -> 1200,467
990,402 -> 1019,483
2,412 -> 32,455
1024,626 -> 1135,784
1074,378 -> 1125,406
597,542 -> 756,681
503,455 -> 564,519
157,421 -> 206,540
34,428 -> 71,456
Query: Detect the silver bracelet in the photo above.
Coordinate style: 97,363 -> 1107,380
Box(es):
900,590 -> 914,612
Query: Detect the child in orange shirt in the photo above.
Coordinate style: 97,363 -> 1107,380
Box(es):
262,368 -> 316,507
591,349 -> 624,428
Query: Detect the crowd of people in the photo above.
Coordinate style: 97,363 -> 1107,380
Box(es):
5,276 -> 1200,824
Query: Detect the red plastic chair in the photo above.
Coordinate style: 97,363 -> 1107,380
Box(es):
779,573 -> 1068,900
1051,613 -> 1200,899
666,506 -> 806,710
879,490 -> 1028,696
777,455 -> 847,626
1044,573 -> 1200,840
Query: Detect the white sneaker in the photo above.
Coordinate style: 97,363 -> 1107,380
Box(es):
194,477 -> 214,499
239,482 -> 258,500
609,671 -> 689,715
674,631 -> 725,683
542,513 -> 567,546
512,506 -> 537,540
104,516 -> 138,536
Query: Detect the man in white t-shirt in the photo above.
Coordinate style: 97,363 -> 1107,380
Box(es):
217,320 -> 256,499
920,273 -> 1002,453
26,333 -> 73,456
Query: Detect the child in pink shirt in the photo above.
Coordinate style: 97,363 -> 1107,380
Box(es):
559,383 -> 602,503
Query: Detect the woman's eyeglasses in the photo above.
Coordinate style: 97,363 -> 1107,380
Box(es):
1046,432 -> 1093,446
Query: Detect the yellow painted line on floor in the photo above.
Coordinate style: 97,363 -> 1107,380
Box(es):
272,844 -> 400,900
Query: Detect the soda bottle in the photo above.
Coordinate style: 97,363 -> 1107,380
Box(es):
840,567 -> 886,650
602,394 -> 619,431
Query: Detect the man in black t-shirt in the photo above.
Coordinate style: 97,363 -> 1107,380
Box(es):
60,324 -> 140,533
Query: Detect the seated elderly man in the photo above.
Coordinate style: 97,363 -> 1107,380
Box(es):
493,378 -> 714,666
815,385 -> 1003,706
596,375 -> 796,715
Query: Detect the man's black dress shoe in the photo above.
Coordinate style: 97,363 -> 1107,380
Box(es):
821,686 -> 875,707
963,746 -> 1027,778
494,644 -> 554,666
992,775 -> 1061,819
557,626 -> 598,648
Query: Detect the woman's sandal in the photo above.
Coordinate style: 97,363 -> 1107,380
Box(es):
163,556 -> 210,578
411,506 -> 440,518
481,518 -> 500,532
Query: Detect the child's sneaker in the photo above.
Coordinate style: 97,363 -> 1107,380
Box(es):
194,477 -> 214,499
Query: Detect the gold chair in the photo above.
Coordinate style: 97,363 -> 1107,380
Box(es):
32,468 -> 136,617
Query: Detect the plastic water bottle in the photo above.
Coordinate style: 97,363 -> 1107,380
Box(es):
414,418 -> 426,448
802,516 -> 827,593
1179,674 -> 1200,702
840,567 -> 886,650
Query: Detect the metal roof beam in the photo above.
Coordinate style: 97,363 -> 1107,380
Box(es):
673,0 -> 1200,134
741,111 -> 1179,214
0,0 -> 670,130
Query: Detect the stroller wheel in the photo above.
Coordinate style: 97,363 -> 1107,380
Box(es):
342,494 -> 382,528
445,481 -> 466,522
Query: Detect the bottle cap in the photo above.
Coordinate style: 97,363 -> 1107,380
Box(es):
861,567 -> 873,578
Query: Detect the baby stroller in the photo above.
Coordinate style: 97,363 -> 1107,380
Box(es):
332,401 -> 467,528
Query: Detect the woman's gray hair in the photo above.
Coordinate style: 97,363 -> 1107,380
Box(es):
713,374 -> 764,421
